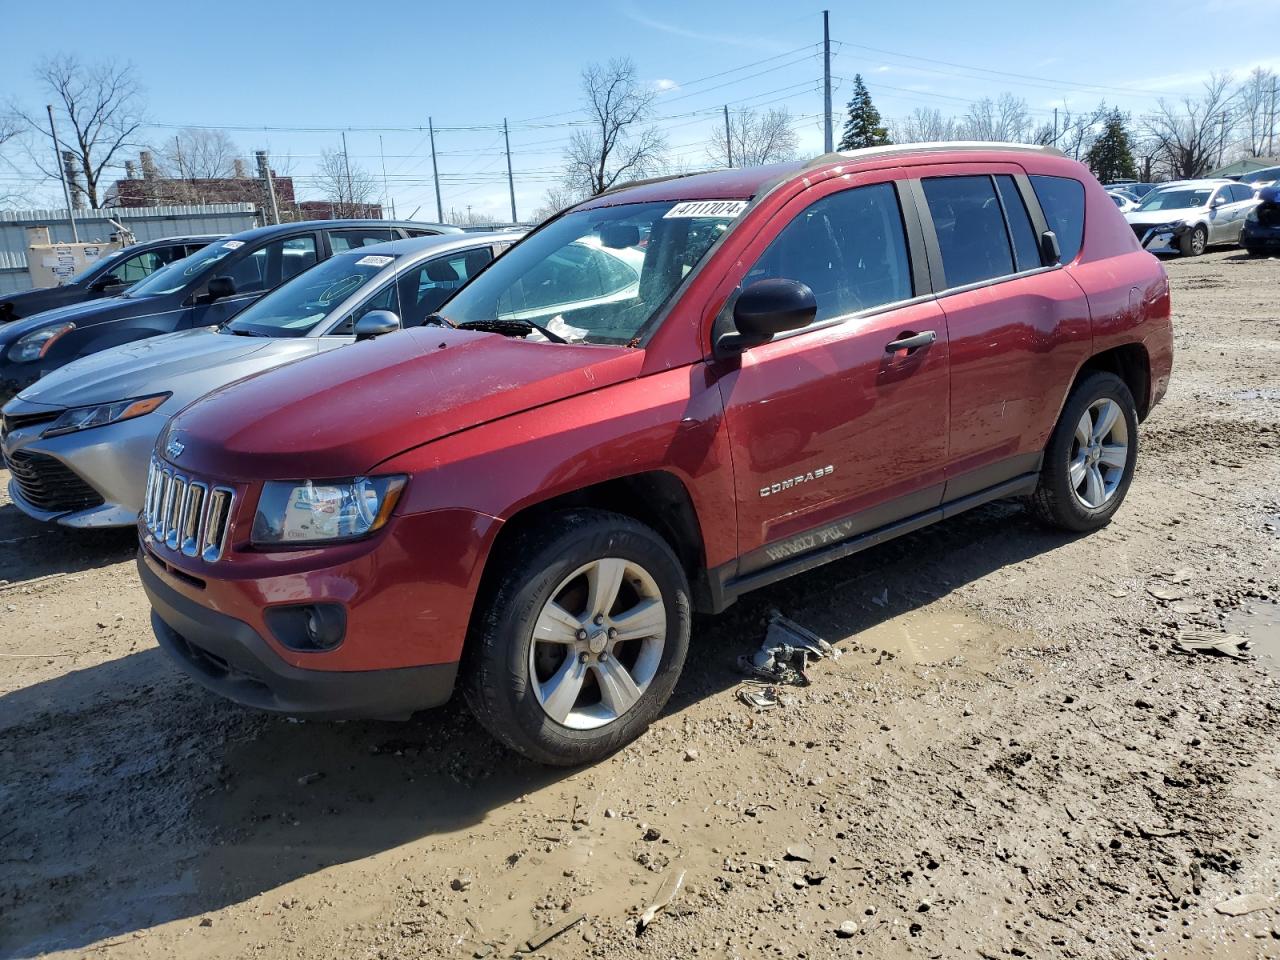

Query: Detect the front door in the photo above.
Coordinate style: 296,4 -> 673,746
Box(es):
715,177 -> 950,571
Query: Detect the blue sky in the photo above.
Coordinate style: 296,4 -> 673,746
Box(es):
2,0 -> 1276,220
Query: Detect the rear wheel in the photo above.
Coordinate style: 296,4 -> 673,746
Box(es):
1180,224 -> 1208,256
1031,372 -> 1138,533
464,509 -> 690,766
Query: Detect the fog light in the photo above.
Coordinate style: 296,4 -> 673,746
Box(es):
265,603 -> 346,651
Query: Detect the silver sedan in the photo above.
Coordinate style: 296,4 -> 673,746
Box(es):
1,231 -> 522,528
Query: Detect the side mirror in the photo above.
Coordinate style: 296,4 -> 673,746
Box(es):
354,309 -> 401,342
206,275 -> 237,301
715,278 -> 817,358
1040,230 -> 1062,265
1211,195 -> 1226,208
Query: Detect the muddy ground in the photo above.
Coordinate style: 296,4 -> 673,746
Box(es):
1,249 -> 1278,960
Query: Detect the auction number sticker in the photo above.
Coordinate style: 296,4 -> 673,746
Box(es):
355,254 -> 395,267
222,240 -> 245,250
663,200 -> 749,219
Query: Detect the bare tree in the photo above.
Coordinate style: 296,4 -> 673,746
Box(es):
531,185 -> 587,224
1234,67 -> 1278,158
707,106 -> 798,168
164,127 -> 240,180
959,93 -> 1034,142
13,55 -> 145,208
1043,101 -> 1109,160
1144,74 -> 1235,179
892,107 -> 957,143
313,148 -> 380,218
563,58 -> 667,196
0,113 -> 23,207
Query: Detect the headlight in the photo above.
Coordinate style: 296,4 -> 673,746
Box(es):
42,393 -> 170,438
8,322 -> 76,363
1246,208 -> 1259,223
251,475 -> 407,546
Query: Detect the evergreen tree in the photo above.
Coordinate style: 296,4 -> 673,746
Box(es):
837,75 -> 891,151
1085,109 -> 1138,183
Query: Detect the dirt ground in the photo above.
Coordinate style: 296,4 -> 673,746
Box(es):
2,249 -> 1278,960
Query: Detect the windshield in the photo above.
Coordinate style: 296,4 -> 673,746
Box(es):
123,238 -> 240,298
227,251 -> 398,337
66,247 -> 131,286
1136,188 -> 1212,212
439,199 -> 742,345
1241,167 -> 1279,184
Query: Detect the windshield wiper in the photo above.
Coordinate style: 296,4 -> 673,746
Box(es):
455,318 -> 568,344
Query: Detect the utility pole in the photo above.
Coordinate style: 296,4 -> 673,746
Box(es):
428,117 -> 443,223
341,131 -> 354,217
822,10 -> 833,153
724,104 -> 733,167
256,150 -> 279,225
1052,107 -> 1058,146
1270,76 -> 1277,157
46,104 -> 79,241
379,134 -> 392,220
503,118 -> 517,224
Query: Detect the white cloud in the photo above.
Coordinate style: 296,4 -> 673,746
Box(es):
654,78 -> 680,93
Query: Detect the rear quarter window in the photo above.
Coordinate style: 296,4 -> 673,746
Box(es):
1030,175 -> 1086,263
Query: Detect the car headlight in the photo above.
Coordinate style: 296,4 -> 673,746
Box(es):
8,322 -> 76,363
1245,208 -> 1259,223
41,393 -> 170,438
251,476 -> 407,546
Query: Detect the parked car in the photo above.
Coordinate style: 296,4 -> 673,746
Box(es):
1241,184 -> 1280,256
138,143 -> 1172,765
1104,180 -> 1157,198
0,219 -> 460,401
0,232 -> 519,528
1124,179 -> 1259,255
0,235 -> 222,325
1107,190 -> 1138,213
1238,165 -> 1280,191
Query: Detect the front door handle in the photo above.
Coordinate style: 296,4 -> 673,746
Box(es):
885,330 -> 936,354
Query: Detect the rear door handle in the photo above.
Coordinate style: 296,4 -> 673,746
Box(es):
885,330 -> 936,353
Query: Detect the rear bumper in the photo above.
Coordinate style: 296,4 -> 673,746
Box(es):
1241,223 -> 1280,250
140,553 -> 458,719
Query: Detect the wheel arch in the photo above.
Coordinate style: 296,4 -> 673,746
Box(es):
1072,341 -> 1153,420
474,470 -> 715,617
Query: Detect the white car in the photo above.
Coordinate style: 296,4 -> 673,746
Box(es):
1124,179 -> 1259,256
1107,190 -> 1139,214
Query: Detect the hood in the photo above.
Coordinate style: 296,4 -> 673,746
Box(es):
1125,208 -> 1201,226
16,327 -> 320,410
0,296 -> 143,346
165,326 -> 643,481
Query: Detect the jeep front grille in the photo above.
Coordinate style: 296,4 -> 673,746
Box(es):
143,457 -> 234,561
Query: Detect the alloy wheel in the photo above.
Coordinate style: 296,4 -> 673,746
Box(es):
528,557 -> 667,730
1069,397 -> 1129,509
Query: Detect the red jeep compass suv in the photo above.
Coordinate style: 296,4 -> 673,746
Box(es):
138,144 -> 1172,765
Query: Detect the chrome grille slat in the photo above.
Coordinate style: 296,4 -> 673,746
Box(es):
143,458 -> 234,563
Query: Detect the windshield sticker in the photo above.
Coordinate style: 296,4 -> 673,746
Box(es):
222,240 -> 245,250
355,254 -> 395,267
663,200 -> 749,219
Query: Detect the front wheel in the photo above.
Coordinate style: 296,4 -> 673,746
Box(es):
1180,224 -> 1208,256
463,509 -> 690,766
1031,372 -> 1139,533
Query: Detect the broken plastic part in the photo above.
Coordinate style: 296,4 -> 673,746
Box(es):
736,610 -> 839,686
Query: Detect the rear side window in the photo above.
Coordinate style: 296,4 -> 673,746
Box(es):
1230,184 -> 1254,203
922,175 -> 1014,288
329,228 -> 396,251
995,176 -> 1042,272
745,182 -> 913,324
1030,175 -> 1086,263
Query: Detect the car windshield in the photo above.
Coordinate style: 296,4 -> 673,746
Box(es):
226,251 -> 399,337
122,238 -> 241,298
439,199 -> 743,345
1136,188 -> 1212,211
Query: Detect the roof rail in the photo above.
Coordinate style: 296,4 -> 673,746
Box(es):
803,141 -> 1067,170
598,169 -> 715,196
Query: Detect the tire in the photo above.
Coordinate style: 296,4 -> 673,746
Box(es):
1031,371 -> 1139,533
1180,224 -> 1208,256
463,509 -> 691,766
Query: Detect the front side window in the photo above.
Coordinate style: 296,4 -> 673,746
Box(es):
440,200 -> 738,345
745,182 -> 913,324
227,251 -> 400,338
402,247 -> 494,325
122,239 -> 242,298
923,175 -> 1015,288
1030,175 -> 1087,263
114,250 -> 166,283
222,235 -> 318,295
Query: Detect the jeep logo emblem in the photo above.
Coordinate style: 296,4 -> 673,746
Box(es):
165,437 -> 185,459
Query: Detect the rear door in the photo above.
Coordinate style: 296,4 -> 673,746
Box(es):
715,174 -> 950,569
912,166 -> 1092,495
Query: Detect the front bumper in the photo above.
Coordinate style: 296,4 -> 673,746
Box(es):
140,553 -> 458,719
1,409 -> 166,527
1241,222 -> 1280,251
1132,224 -> 1184,254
